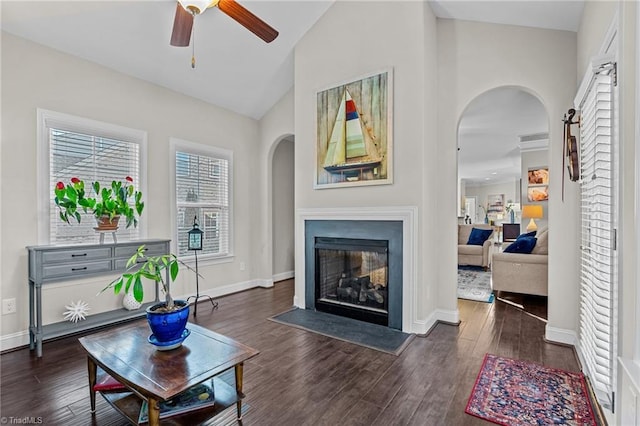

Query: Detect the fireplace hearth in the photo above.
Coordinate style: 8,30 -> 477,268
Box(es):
315,237 -> 389,325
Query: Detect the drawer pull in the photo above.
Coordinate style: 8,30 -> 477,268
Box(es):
71,267 -> 88,271
71,253 -> 88,257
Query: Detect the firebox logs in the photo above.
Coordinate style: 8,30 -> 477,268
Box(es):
336,273 -> 386,306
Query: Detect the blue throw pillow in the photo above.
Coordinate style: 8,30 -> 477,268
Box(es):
467,228 -> 493,246
516,230 -> 537,240
504,236 -> 537,253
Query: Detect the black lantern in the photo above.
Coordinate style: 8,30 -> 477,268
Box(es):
188,216 -> 204,251
186,216 -> 218,317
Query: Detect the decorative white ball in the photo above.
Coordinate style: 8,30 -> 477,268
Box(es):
123,291 -> 142,311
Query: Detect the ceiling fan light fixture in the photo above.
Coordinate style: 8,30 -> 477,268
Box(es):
178,0 -> 219,15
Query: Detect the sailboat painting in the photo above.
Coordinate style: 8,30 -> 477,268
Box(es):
315,70 -> 392,188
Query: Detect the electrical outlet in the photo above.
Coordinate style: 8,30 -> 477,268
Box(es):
239,262 -> 246,271
2,298 -> 16,315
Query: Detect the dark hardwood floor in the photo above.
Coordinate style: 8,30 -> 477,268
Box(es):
0,279 -> 579,425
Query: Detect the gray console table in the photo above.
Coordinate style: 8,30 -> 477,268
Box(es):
27,239 -> 170,357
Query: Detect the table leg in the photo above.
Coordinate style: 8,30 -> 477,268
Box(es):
36,284 -> 43,357
87,357 -> 97,413
147,397 -> 160,426
28,281 -> 35,350
235,363 -> 244,420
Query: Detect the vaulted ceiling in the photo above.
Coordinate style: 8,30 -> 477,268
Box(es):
1,1 -> 584,184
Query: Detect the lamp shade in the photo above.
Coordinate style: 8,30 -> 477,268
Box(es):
521,204 -> 543,219
521,204 -> 543,232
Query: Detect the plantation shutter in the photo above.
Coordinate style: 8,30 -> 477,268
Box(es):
577,62 -> 616,408
175,151 -> 230,257
49,129 -> 141,244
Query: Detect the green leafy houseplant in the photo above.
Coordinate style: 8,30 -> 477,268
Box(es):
54,176 -> 144,228
102,245 -> 199,312
102,245 -> 203,347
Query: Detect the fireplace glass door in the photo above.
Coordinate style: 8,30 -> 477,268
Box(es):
315,237 -> 389,325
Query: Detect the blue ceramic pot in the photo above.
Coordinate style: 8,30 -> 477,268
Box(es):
146,300 -> 190,343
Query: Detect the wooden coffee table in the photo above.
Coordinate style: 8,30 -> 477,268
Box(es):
79,321 -> 259,425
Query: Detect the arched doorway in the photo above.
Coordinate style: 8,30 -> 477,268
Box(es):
271,136 -> 295,282
456,86 -> 549,316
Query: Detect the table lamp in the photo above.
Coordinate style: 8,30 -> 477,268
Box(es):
521,204 -> 543,232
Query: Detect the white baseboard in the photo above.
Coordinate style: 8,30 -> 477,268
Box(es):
413,308 -> 460,335
1,278 -> 277,352
257,278 -> 274,288
0,330 -> 30,352
545,325 -> 577,346
272,270 -> 294,282
175,278 -> 275,301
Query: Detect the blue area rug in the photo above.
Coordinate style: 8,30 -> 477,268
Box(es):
458,267 -> 494,303
269,308 -> 414,355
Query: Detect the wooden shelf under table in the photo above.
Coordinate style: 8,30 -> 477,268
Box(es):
100,377 -> 239,426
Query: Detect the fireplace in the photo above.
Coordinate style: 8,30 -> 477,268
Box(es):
304,219 -> 403,330
315,237 -> 389,326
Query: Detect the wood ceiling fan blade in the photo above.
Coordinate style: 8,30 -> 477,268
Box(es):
217,0 -> 279,43
170,3 -> 194,47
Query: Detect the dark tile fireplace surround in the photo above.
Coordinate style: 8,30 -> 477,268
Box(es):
305,220 -> 403,330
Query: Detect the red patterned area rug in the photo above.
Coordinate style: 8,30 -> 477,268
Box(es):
465,354 -> 597,425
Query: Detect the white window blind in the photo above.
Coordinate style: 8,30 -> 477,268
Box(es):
49,128 -> 142,245
175,150 -> 230,258
578,67 -> 616,407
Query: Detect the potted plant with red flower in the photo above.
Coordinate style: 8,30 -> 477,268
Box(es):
54,176 -> 144,230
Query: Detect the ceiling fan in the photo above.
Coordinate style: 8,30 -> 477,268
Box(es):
170,0 -> 279,46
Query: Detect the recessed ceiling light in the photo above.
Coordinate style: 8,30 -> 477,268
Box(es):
491,172 -> 497,175
485,177 -> 491,180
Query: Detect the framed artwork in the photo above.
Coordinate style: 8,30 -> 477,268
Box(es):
527,166 -> 549,201
487,194 -> 505,214
527,186 -> 549,202
528,167 -> 549,185
314,69 -> 393,189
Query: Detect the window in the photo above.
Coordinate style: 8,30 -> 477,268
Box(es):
576,60 -> 617,409
37,109 -> 147,245
172,139 -> 232,259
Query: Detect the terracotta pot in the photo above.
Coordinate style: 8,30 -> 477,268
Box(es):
95,215 -> 120,230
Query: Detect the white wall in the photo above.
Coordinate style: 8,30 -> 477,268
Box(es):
616,2 -> 640,425
256,89 -> 295,285
272,138 -> 295,278
1,32 -> 261,342
294,1 -> 439,323
577,1 -> 618,78
437,19 -> 578,339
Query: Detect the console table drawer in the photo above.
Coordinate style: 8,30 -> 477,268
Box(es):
114,242 -> 167,259
42,260 -> 112,279
42,248 -> 112,264
114,257 -> 147,270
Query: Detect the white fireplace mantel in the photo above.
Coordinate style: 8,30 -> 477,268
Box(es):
295,206 -> 428,334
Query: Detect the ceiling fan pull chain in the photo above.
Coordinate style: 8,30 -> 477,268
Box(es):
191,12 -> 196,69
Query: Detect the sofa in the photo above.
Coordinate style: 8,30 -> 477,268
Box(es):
491,226 -> 548,296
458,224 -> 495,270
